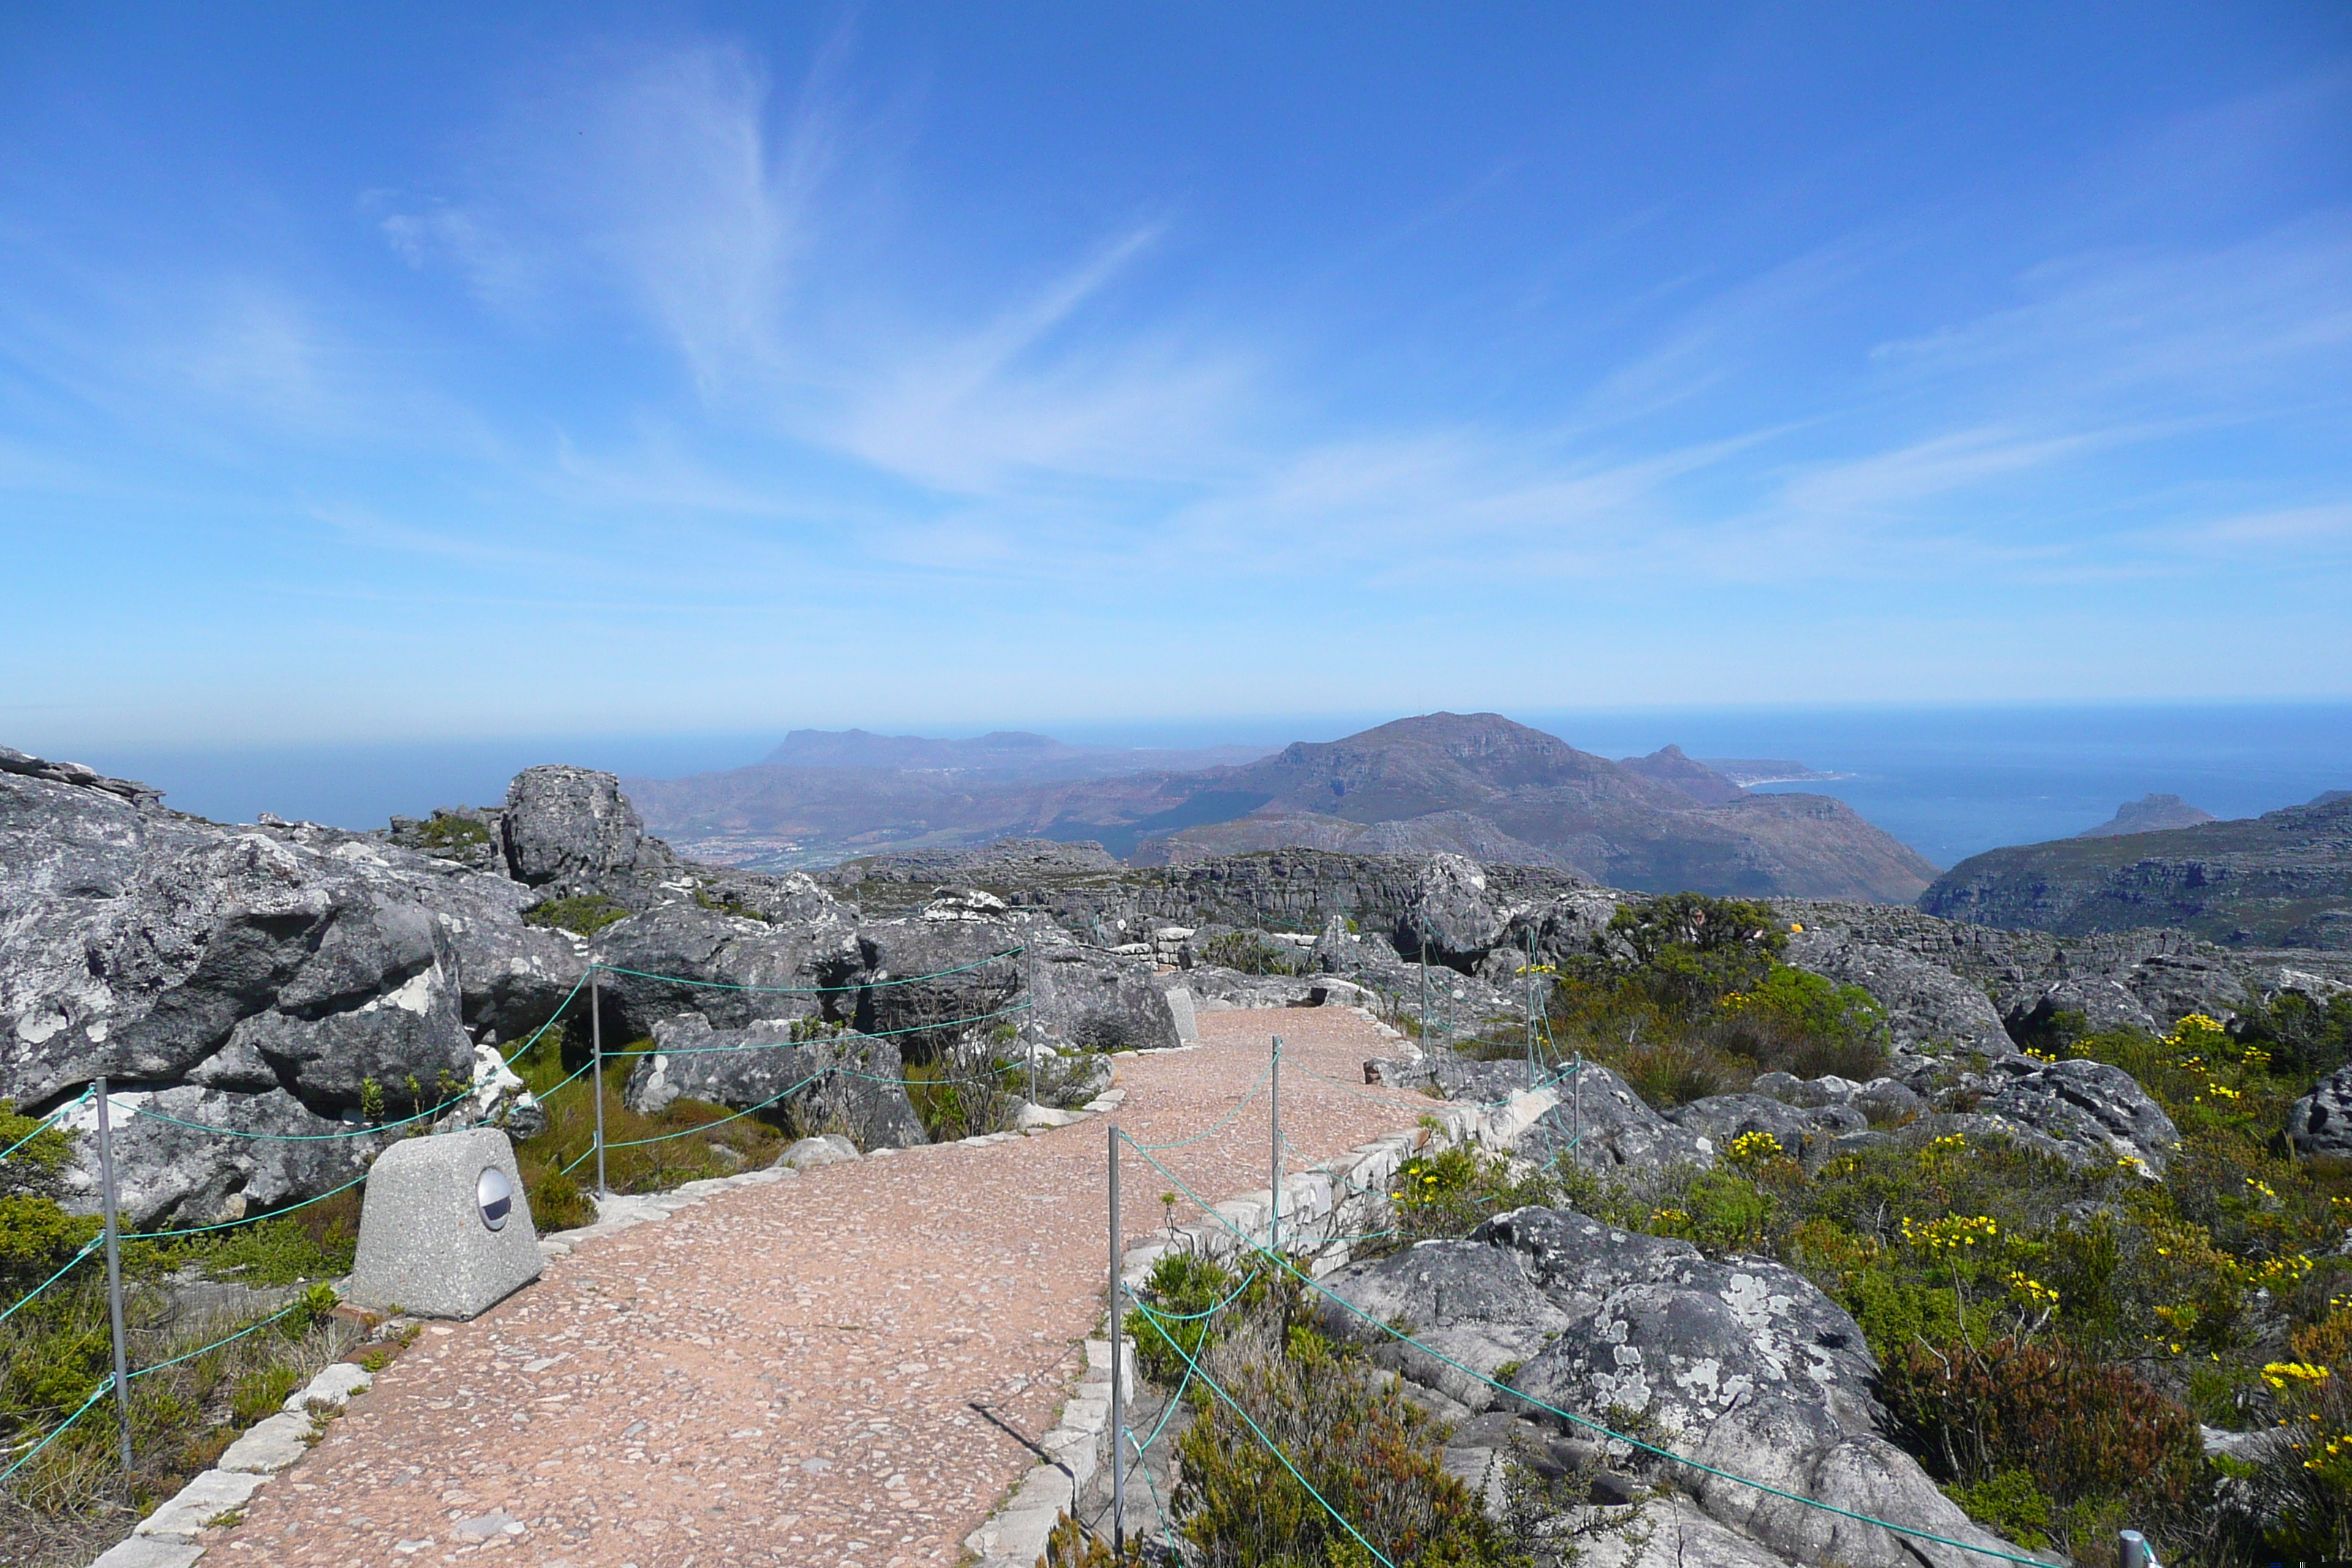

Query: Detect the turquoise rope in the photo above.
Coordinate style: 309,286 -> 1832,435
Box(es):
606,1001 -> 1036,1059
1135,1268 -> 1261,1324
131,1300 -> 305,1379
1128,1295 -> 1397,1568
0,1240 -> 101,1327
121,1167 -> 373,1242
589,946 -> 1021,994
596,1069 -> 826,1150
129,972 -> 589,1142
0,1088 -> 90,1164
1130,1360 -> 1199,1452
1124,1421 -> 1181,1554
0,1376 -> 114,1485
1119,1134 -> 2061,1568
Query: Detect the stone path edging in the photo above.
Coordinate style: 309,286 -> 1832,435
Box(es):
91,1362 -> 377,1568
80,1088 -> 1133,1568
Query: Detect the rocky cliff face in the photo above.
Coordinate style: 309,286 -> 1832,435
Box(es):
0,750 -> 1178,1226
1780,898 -> 2352,1046
1920,794 -> 2352,949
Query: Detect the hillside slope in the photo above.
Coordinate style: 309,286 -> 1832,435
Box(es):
630,712 -> 1940,901
1919,794 -> 2352,948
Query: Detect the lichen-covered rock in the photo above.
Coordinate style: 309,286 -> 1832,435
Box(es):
1320,1207 -> 2036,1568
1,770 -> 480,1114
500,765 -> 667,897
1784,930 -> 2010,1058
1516,1063 -> 1711,1181
2288,1066 -> 2352,1157
52,1086 -> 382,1229
1017,924 -> 1181,1053
1398,853 -> 1508,965
622,1014 -> 926,1149
1969,1053 -> 2179,1172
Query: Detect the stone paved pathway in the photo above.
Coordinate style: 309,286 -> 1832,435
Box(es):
218,1007 -> 1431,1568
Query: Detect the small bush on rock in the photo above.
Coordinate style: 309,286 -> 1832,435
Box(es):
1879,1336 -> 2208,1556
1170,1289 -> 1529,1568
1200,932 -> 1307,977
521,894 -> 628,936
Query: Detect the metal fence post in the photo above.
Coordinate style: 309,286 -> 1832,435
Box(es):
94,1076 -> 134,1471
591,969 -> 608,1199
1523,930 -> 1536,1088
1269,1035 -> 1282,1258
2117,1528 -> 2153,1568
1109,1122 -> 1126,1556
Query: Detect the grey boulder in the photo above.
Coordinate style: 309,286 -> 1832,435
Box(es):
622,1013 -> 927,1149
500,765 -> 668,899
1321,1208 -> 2036,1568
1970,1053 -> 2179,1172
1397,854 -> 1508,966
1784,930 -> 2010,1058
1519,1063 -> 1711,1183
2288,1066 -> 2352,1157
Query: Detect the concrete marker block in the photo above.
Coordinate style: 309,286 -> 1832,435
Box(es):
345,1128 -> 541,1319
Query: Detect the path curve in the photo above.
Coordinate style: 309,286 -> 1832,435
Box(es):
219,1007 -> 1431,1568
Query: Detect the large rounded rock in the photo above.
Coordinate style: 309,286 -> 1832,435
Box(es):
500,765 -> 658,896
1785,931 -> 2010,1058
1970,1054 -> 2179,1172
1396,853 -> 1507,965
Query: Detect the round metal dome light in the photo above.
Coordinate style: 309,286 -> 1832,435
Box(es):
477,1166 -> 513,1232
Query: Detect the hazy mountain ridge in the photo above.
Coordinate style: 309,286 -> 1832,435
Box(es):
2076,793 -> 2219,838
628,712 -> 1938,901
1921,792 -> 2352,948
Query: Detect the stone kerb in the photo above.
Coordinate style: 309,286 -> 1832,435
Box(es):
94,1361 -> 377,1568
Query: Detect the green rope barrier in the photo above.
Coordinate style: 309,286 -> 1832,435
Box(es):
1119,1133 -> 2062,1568
0,1376 -> 114,1485
0,1088 -> 91,1164
1127,1295 -> 1398,1568
589,946 -> 1022,994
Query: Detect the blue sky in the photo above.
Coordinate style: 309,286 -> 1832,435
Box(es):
3,4 -> 2348,750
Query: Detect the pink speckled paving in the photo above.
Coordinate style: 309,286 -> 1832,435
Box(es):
215,1006 -> 1428,1568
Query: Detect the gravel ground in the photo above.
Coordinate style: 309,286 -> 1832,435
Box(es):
214,1006 -> 1431,1568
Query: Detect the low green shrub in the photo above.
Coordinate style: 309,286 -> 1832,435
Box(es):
1199,932 -> 1306,977
1382,1147 -> 1558,1251
1127,1251 -> 1248,1384
412,813 -> 490,849
1172,1294 -> 1527,1567
521,894 -> 629,936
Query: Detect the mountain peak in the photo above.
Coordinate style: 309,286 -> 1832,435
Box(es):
2075,793 -> 2219,839
1617,745 -> 1746,806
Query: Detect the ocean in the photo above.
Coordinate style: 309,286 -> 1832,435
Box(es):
1516,702 -> 2352,870
47,703 -> 2352,874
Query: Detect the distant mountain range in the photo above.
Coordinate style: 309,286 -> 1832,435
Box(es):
625,712 -> 1940,902
1921,791 -> 2352,948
